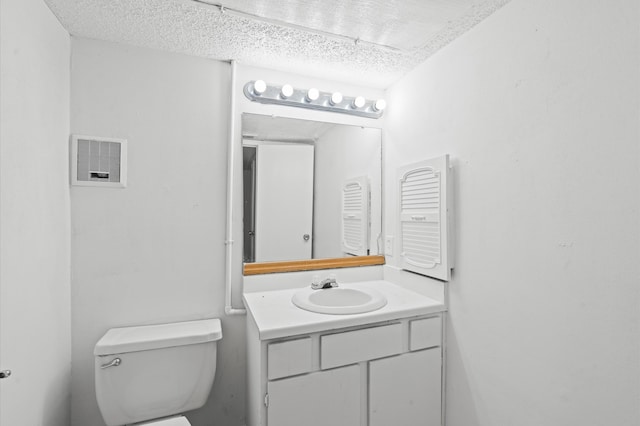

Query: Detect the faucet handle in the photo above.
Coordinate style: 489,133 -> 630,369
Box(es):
311,274 -> 338,289
319,274 -> 339,289
311,274 -> 322,289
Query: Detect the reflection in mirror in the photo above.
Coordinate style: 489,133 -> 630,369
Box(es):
242,113 -> 382,264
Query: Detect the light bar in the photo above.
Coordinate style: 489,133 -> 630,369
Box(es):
243,80 -> 386,119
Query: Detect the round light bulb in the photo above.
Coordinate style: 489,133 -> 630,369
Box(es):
306,88 -> 320,102
280,84 -> 294,99
353,96 -> 366,109
253,79 -> 267,95
373,99 -> 387,112
330,92 -> 343,105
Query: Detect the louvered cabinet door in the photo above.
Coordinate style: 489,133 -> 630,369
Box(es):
397,155 -> 452,281
341,176 -> 370,256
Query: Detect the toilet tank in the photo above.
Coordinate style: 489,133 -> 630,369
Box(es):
94,319 -> 222,426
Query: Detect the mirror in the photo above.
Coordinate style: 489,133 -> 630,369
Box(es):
242,113 -> 382,266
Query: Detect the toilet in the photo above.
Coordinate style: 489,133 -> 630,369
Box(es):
94,318 -> 222,426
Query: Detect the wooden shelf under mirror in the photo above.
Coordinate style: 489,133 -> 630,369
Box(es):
243,255 -> 385,276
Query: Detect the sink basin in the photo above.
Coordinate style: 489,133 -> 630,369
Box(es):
291,286 -> 387,315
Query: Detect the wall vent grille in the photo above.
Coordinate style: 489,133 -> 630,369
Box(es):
71,135 -> 127,188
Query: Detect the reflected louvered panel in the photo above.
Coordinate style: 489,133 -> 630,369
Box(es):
343,218 -> 363,251
344,186 -> 362,213
342,177 -> 370,256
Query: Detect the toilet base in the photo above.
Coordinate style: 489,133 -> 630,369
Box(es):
134,415 -> 190,426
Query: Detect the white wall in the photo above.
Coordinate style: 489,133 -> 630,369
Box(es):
68,46 -> 385,426
0,0 -> 71,425
384,0 -> 640,425
69,38 -> 245,426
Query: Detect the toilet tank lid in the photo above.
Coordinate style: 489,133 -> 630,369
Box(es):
94,318 -> 222,356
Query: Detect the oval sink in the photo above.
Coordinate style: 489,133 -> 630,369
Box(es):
292,287 -> 387,315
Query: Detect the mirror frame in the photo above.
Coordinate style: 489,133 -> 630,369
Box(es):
243,255 -> 385,275
240,113 -> 385,275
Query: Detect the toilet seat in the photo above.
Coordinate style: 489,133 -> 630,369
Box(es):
134,415 -> 190,426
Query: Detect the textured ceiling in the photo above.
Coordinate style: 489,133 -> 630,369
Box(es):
44,0 -> 511,88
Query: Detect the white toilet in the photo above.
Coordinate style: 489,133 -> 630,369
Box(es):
94,318 -> 222,426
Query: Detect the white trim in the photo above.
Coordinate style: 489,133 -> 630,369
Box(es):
225,60 -> 247,315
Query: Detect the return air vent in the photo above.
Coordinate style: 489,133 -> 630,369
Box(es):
71,135 -> 127,188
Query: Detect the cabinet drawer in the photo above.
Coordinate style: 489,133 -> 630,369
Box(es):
321,323 -> 402,369
409,316 -> 441,351
268,337 -> 313,380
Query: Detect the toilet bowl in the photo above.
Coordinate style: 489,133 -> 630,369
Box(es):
135,415 -> 190,426
94,319 -> 222,426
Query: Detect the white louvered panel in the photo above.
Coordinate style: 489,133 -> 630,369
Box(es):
342,177 -> 370,256
397,155 -> 453,281
400,167 -> 441,269
401,221 -> 441,268
401,171 -> 440,211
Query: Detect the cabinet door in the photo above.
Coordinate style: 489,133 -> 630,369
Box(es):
397,155 -> 453,281
267,364 -> 361,426
369,348 -> 442,426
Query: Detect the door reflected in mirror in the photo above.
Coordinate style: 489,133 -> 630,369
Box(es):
242,113 -> 382,264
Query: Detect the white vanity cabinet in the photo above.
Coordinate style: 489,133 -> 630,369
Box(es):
246,314 -> 444,426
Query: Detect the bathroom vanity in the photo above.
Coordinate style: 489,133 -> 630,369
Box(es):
244,280 -> 446,426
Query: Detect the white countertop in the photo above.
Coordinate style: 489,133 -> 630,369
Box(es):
243,280 -> 446,340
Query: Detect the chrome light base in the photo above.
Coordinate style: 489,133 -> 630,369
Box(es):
243,81 -> 385,119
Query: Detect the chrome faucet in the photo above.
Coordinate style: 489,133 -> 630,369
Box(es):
311,274 -> 339,290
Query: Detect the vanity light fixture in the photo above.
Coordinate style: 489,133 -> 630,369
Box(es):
373,99 -> 387,112
330,92 -> 343,106
306,88 -> 320,102
243,80 -> 386,118
252,79 -> 267,96
280,84 -> 294,99
352,96 -> 366,109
